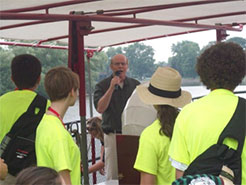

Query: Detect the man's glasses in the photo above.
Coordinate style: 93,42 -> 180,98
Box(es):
112,62 -> 127,66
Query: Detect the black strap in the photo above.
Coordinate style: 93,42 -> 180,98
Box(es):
8,94 -> 47,137
218,97 -> 246,154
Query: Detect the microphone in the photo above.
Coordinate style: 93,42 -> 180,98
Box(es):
114,70 -> 122,90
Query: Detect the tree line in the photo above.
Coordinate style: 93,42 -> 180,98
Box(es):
0,37 -> 245,97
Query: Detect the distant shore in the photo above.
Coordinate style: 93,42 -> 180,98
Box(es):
181,77 -> 246,86
141,77 -> 246,87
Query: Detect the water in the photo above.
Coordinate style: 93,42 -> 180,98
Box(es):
64,85 -> 246,122
64,85 -> 246,184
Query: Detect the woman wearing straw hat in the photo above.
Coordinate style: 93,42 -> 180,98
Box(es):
134,67 -> 192,185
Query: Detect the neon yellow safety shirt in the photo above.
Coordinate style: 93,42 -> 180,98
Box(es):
169,89 -> 246,184
0,90 -> 50,142
36,114 -> 81,185
134,119 -> 175,185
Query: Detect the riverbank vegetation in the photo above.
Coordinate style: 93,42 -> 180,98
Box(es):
0,37 -> 245,96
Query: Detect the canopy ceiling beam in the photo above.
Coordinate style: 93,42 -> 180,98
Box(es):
101,28 -> 211,48
99,0 -> 238,16
0,13 -> 242,31
0,41 -> 100,52
0,41 -> 68,50
0,0 -> 101,13
177,11 -> 246,23
0,20 -> 55,30
1,10 -> 244,31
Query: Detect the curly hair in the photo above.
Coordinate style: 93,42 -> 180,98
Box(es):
196,42 -> 246,90
155,105 -> 180,139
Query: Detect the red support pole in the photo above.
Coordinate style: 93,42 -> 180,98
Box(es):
68,18 -> 92,185
76,22 -> 89,185
86,50 -> 97,184
216,29 -> 229,42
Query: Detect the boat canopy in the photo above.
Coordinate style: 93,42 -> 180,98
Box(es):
1,1 -> 245,184
0,0 -> 245,49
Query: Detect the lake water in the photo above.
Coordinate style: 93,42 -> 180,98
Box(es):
63,85 -> 246,184
64,85 -> 246,123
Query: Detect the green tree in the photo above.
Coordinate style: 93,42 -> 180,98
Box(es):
226,37 -> 246,49
0,49 -> 15,95
124,43 -> 156,80
85,51 -> 108,93
168,41 -> 200,78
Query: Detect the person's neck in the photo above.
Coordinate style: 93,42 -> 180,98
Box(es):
211,88 -> 234,92
48,101 -> 68,119
15,86 -> 36,91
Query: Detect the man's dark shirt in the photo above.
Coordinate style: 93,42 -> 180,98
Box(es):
94,75 -> 140,134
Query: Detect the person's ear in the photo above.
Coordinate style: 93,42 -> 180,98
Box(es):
11,76 -> 15,85
70,88 -> 77,97
36,76 -> 41,85
32,76 -> 41,90
110,63 -> 114,71
70,88 -> 74,97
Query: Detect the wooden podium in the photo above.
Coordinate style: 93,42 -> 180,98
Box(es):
116,135 -> 140,185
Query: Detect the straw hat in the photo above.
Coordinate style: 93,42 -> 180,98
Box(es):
136,67 -> 192,108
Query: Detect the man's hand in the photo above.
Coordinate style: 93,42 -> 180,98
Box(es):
0,158 -> 8,180
99,168 -> 105,175
110,76 -> 121,90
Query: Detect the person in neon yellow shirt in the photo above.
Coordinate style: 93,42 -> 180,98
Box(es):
134,67 -> 192,185
168,42 -> 246,184
36,66 -> 81,185
0,54 -> 49,185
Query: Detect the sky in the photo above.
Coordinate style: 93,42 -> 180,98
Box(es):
142,26 -> 246,62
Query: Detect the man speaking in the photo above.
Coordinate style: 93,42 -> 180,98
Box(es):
94,54 -> 140,180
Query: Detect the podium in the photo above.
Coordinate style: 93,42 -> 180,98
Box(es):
116,135 -> 140,185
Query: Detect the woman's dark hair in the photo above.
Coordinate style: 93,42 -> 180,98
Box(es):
16,167 -> 62,185
196,42 -> 246,91
11,54 -> 41,89
156,105 -> 179,139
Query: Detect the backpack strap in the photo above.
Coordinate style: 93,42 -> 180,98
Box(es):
7,94 -> 47,137
217,97 -> 246,154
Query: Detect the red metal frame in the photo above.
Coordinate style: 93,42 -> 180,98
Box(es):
0,0 -> 100,13
99,0 -> 237,16
0,41 -> 67,50
0,41 -> 100,53
0,12 -> 242,31
0,20 -> 54,30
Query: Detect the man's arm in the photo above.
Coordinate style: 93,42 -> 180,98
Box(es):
0,158 -> 8,180
96,76 -> 119,113
169,157 -> 187,179
140,172 -> 156,185
176,169 -> 184,179
59,169 -> 72,185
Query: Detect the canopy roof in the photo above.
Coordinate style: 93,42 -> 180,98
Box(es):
0,0 -> 245,49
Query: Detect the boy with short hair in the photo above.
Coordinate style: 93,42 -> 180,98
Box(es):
0,54 -> 48,185
36,66 -> 81,185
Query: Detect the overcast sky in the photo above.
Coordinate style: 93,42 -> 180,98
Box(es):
143,26 -> 246,62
